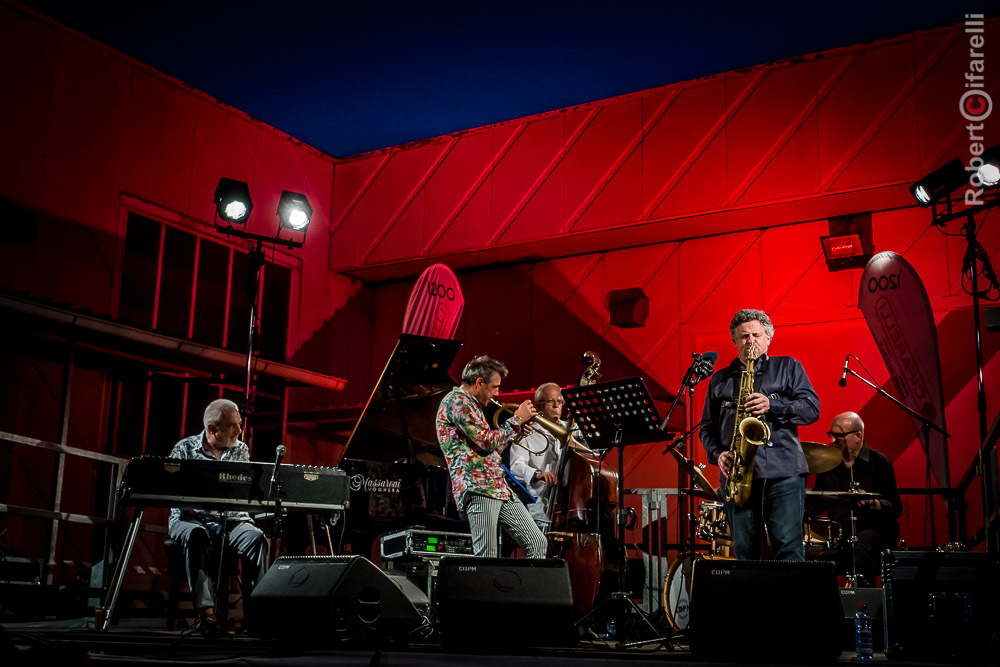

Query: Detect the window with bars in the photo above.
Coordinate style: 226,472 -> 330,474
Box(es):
112,212 -> 292,457
118,213 -> 290,356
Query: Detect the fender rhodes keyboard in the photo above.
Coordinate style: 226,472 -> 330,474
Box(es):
99,457 -> 350,632
381,527 -> 473,560
119,457 -> 350,512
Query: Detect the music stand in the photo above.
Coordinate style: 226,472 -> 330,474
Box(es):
562,377 -> 669,648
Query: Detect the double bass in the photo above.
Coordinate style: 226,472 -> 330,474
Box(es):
545,351 -> 619,613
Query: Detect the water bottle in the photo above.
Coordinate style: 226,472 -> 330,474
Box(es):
854,603 -> 874,661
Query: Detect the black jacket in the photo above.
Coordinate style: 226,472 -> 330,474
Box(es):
699,354 -> 820,479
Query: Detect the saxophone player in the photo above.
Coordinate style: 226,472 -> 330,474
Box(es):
698,309 -> 820,561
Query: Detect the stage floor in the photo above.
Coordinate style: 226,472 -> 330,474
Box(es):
0,616 -> 979,667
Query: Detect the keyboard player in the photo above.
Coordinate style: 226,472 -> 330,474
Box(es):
168,398 -> 268,637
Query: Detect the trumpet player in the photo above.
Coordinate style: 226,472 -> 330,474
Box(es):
436,356 -> 548,558
699,309 -> 819,561
508,383 -> 583,531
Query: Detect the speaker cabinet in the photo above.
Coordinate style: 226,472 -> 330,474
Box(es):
248,556 -> 421,642
436,557 -> 575,646
883,551 -> 1000,663
608,287 -> 649,329
689,559 -> 842,662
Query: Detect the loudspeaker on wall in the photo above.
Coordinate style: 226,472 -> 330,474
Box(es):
248,556 -> 422,642
608,287 -> 649,329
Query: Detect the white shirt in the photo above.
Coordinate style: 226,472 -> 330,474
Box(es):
507,420 -> 574,523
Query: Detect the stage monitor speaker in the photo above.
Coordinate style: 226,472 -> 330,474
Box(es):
248,556 -> 422,642
383,571 -> 430,610
436,557 -> 575,646
689,559 -> 842,662
883,550 -> 1000,663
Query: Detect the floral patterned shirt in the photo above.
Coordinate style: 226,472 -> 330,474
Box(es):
167,430 -> 253,526
436,386 -> 518,509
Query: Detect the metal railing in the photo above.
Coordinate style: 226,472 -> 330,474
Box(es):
0,430 -> 128,585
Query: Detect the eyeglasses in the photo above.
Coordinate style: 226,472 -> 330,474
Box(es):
826,429 -> 860,440
538,399 -> 565,406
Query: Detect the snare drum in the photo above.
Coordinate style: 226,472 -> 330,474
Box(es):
695,501 -> 731,544
803,517 -> 841,558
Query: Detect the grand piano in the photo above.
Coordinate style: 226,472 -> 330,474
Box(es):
338,334 -> 468,558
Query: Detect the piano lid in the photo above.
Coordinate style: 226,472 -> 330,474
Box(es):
342,334 -> 463,467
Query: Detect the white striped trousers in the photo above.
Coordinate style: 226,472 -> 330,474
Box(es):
464,494 -> 548,559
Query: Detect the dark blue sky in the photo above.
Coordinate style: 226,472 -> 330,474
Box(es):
20,1 -> 998,157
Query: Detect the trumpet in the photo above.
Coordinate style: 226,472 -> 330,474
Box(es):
489,398 -> 573,455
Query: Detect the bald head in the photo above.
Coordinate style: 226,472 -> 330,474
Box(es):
833,412 -> 864,433
829,411 -> 865,461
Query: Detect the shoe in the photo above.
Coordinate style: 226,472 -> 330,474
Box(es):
197,614 -> 231,639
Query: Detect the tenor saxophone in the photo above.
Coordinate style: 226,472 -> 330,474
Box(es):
725,345 -> 771,506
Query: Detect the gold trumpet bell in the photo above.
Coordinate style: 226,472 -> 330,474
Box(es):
489,398 -> 574,448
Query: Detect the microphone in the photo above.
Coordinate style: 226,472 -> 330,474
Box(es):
839,355 -> 850,387
692,351 -> 718,383
269,445 -> 286,495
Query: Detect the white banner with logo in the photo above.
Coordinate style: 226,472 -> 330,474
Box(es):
858,251 -> 949,488
402,263 -> 464,339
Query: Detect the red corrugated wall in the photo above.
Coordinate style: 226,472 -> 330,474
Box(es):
323,20 -> 1000,548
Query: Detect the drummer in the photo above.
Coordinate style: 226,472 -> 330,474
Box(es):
807,412 -> 902,585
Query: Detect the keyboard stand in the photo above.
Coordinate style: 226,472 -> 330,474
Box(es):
96,507 -> 144,631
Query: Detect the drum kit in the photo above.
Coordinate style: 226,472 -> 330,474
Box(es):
663,441 -> 885,630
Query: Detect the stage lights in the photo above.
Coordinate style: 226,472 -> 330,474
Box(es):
909,147 -> 1000,226
212,177 -> 312,244
209,178 -> 313,428
214,178 -> 253,224
276,191 -> 313,231
975,145 -> 1000,189
909,159 -> 967,207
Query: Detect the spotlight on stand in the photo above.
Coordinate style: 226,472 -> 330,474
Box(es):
277,191 -> 312,231
209,179 -> 309,448
975,144 -> 1000,189
911,148 -> 1000,551
214,177 -> 253,224
909,159 -> 967,207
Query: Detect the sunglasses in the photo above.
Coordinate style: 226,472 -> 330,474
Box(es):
826,429 -> 860,440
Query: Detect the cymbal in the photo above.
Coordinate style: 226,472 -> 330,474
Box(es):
667,449 -> 720,502
801,441 -> 843,475
804,490 -> 886,502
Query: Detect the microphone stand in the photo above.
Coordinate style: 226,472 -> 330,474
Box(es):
658,357 -> 697,435
843,367 -> 951,542
661,422 -> 707,556
269,446 -> 286,561
661,354 -> 715,557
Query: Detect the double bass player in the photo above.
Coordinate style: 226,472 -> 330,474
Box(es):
508,382 -> 584,532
